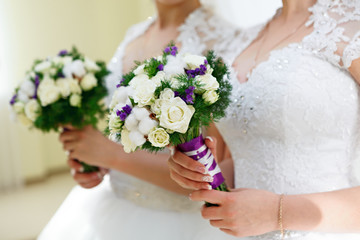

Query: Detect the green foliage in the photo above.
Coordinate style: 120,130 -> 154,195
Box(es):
144,58 -> 163,78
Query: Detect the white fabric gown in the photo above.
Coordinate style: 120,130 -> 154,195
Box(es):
38,7 -> 254,240
216,1 -> 360,239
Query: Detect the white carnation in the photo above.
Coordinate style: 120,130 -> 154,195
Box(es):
80,73 -> 98,91
124,113 -> 139,131
129,130 -> 146,147
69,94 -> 82,107
138,117 -> 158,135
132,80 -> 156,106
163,55 -> 186,76
183,54 -> 206,70
133,64 -> 145,75
84,57 -> 100,72
148,128 -> 170,148
37,78 -> 60,106
19,80 -> 36,97
13,102 -> 25,114
34,61 -> 52,73
132,107 -> 150,121
121,129 -> 137,153
202,90 -> 219,104
195,73 -> 219,91
24,99 -> 41,121
159,97 -> 195,133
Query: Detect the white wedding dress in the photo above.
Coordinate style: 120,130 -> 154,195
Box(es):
216,1 -> 360,239
38,7 -> 256,240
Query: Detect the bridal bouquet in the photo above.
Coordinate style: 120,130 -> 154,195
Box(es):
108,44 -> 231,193
9,47 -> 109,172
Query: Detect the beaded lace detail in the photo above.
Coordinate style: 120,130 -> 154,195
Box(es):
216,1 -> 360,239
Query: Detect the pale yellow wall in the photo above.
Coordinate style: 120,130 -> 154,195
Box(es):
1,0 -> 155,180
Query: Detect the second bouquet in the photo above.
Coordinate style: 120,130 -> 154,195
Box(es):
108,44 -> 232,192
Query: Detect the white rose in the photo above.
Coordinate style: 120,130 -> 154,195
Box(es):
20,80 -> 36,97
159,97 -> 195,133
109,112 -> 122,133
163,55 -> 186,76
80,73 -> 98,91
133,80 -> 156,106
13,102 -> 25,114
129,130 -> 146,147
151,71 -> 166,87
132,106 -> 150,121
202,90 -> 219,104
195,73 -> 219,91
121,129 -> 137,153
34,61 -> 52,73
37,78 -> 60,106
133,64 -> 145,75
151,99 -> 162,115
84,57 -> 100,72
159,88 -> 175,100
69,94 -> 82,107
148,128 -> 170,148
183,54 -> 206,70
129,74 -> 149,89
24,99 -> 41,121
56,78 -> 71,97
109,86 -> 132,110
138,117 -> 158,135
52,56 -> 72,66
124,113 -> 139,131
68,78 -> 82,94
17,91 -> 30,103
18,114 -> 33,127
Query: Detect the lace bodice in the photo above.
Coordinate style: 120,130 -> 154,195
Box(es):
104,7 -> 254,211
216,1 -> 360,239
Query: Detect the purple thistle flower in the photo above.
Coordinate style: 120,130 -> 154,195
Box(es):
58,50 -> 68,56
164,47 -> 171,53
122,105 -> 132,115
157,64 -> 164,71
10,94 -> 17,105
119,112 -> 127,121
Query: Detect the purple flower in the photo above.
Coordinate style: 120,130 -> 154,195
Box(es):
117,78 -> 125,88
174,91 -> 180,97
164,47 -> 171,53
157,64 -> 164,71
122,105 -> 132,115
185,95 -> 194,104
171,50 -> 177,56
116,110 -> 121,116
33,75 -> 40,99
204,59 -> 208,65
119,112 -> 127,121
172,46 -> 178,52
57,72 -> 65,78
58,50 -> 68,56
9,94 -> 17,105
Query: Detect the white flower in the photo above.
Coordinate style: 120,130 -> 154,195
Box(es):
151,99 -> 162,115
80,73 -> 98,91
52,56 -> 72,66
13,102 -> 25,113
18,114 -> 33,127
159,88 -> 175,100
132,107 -> 150,120
109,86 -> 132,110
37,77 -> 60,106
17,91 -> 30,103
69,94 -> 82,107
129,74 -> 149,89
19,80 -> 36,97
133,64 -> 145,75
148,128 -> 170,148
63,60 -> 86,78
195,73 -> 219,91
84,57 -> 100,72
183,54 -> 206,70
35,61 -> 52,73
151,71 -> 166,87
138,117 -> 158,135
163,55 -> 186,76
124,113 -> 139,131
132,80 -> 156,106
24,99 -> 41,121
68,78 -> 82,94
129,130 -> 146,147
109,112 -> 122,133
121,129 -> 137,153
202,90 -> 219,104
169,77 -> 183,89
159,97 -> 195,133
56,78 -> 71,97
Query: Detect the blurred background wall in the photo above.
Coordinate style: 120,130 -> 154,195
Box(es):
0,0 -> 282,189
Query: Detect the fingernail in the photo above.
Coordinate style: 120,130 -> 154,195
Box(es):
188,193 -> 192,200
70,169 -> 76,176
170,147 -> 175,156
202,176 -> 214,182
97,172 -> 103,179
65,151 -> 70,156
196,166 -> 207,174
205,136 -> 214,142
207,185 -> 213,190
79,166 -> 84,173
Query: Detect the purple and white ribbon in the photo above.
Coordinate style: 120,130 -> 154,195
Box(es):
178,135 -> 225,189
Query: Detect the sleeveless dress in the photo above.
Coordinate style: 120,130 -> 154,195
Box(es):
216,1 -> 360,239
38,7 -> 255,240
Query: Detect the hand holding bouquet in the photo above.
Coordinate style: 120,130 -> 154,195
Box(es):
108,44 -> 231,195
9,47 -> 109,172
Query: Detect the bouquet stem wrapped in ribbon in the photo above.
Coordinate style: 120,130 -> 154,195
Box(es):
10,47 -> 109,172
107,44 -> 232,202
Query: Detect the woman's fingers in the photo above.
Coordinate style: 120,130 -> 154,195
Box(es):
172,150 -> 207,174
59,130 -> 79,143
190,189 -> 226,204
170,170 -> 211,190
79,179 -> 103,189
67,159 -> 84,172
168,156 -> 213,183
72,171 -> 103,184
